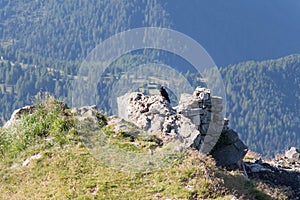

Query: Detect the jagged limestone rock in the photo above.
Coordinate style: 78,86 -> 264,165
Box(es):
117,87 -> 248,169
71,105 -> 99,123
178,88 -> 224,154
117,92 -> 199,149
285,147 -> 300,163
177,93 -> 199,111
210,129 -> 248,170
117,88 -> 225,154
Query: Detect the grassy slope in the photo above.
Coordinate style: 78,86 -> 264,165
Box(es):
0,98 -> 288,199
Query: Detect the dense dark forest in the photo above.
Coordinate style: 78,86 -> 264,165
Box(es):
221,55 -> 300,157
0,0 -> 299,157
0,0 -> 170,120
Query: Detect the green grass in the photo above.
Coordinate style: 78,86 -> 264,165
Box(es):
100,124 -> 163,153
0,97 -> 289,199
0,97 -> 76,162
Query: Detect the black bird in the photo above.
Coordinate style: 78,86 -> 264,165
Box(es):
160,86 -> 170,103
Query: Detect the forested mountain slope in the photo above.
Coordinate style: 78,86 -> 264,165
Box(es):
0,0 -> 169,64
221,55 -> 300,157
5,0 -> 300,67
0,0 -> 170,122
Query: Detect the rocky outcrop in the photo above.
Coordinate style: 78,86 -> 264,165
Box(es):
243,150 -> 300,198
71,105 -> 99,123
285,147 -> 300,163
270,147 -> 300,173
71,105 -> 107,128
177,87 -> 224,153
117,92 -> 199,149
3,105 -> 35,128
117,87 -> 248,169
210,128 -> 248,170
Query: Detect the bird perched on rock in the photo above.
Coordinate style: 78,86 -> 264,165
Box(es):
160,86 -> 170,103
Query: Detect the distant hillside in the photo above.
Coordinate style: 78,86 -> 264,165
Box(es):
0,0 -> 169,65
166,0 -> 300,66
221,54 -> 300,157
3,0 -> 300,67
0,0 -> 170,122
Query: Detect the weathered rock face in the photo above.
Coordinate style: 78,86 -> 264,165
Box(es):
271,146 -> 300,173
117,92 -> 199,148
3,105 -> 35,128
177,87 -> 224,154
71,105 -> 108,129
117,87 -> 248,169
71,105 -> 99,123
285,147 -> 300,163
210,129 -> 248,170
